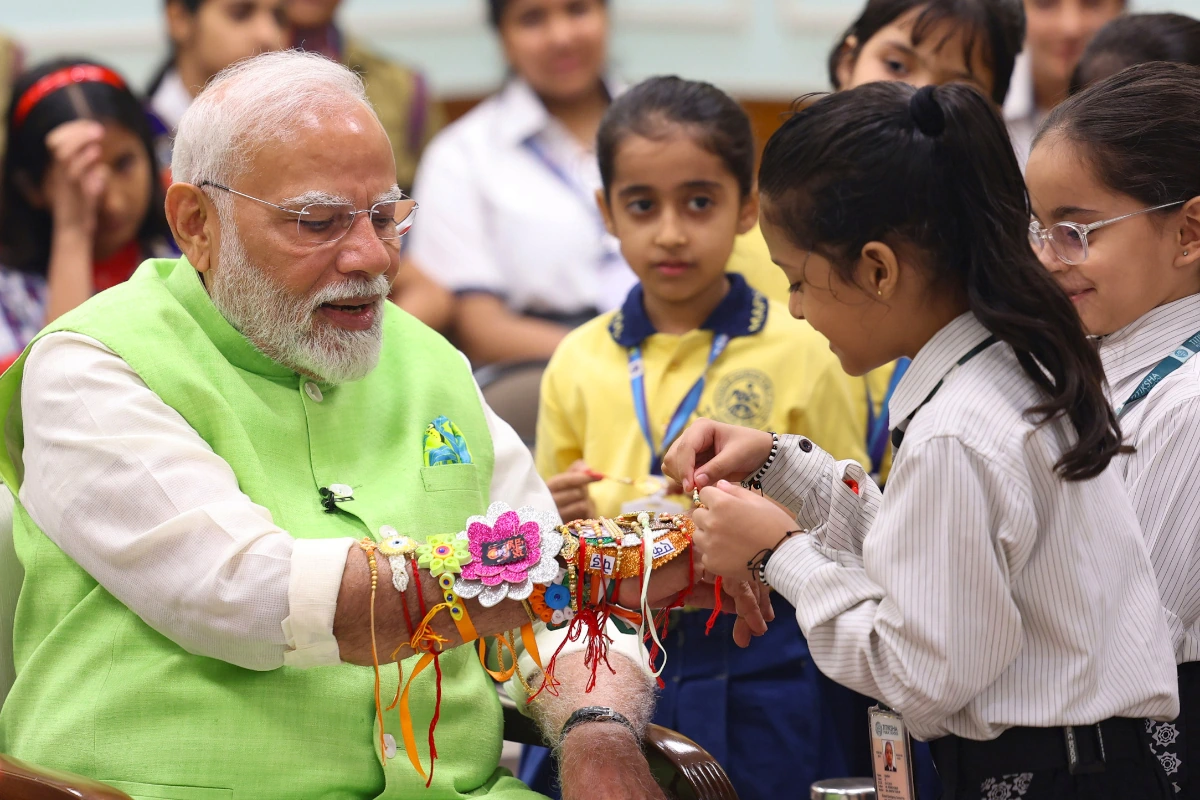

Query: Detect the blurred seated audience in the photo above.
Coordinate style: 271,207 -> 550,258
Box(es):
0,59 -> 174,367
1004,0 -> 1123,170
147,0 -> 287,168
1070,12 -> 1200,92
289,0 -> 444,193
0,32 -> 23,164
408,0 -> 636,366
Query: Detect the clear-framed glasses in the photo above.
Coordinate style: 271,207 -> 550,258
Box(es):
199,181 -> 418,246
1028,200 -> 1185,265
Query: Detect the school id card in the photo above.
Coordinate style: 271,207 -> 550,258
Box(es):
869,705 -> 917,800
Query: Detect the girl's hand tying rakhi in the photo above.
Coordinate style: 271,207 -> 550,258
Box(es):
693,481 -> 799,580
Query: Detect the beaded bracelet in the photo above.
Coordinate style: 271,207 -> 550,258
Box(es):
742,431 -> 780,490
747,529 -> 802,586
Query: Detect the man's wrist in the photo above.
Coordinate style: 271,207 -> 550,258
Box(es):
560,706 -> 640,744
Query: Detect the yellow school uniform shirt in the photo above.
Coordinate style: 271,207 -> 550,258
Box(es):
536,273 -> 868,517
730,223 -> 902,483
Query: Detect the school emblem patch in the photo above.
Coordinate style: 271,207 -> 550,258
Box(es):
709,369 -> 773,429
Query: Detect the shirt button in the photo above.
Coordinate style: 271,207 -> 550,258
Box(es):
383,733 -> 397,759
304,381 -> 323,402
329,484 -> 353,498
380,525 -> 398,539
799,438 -> 813,453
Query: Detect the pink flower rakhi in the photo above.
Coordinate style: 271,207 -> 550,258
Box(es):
454,502 -> 562,607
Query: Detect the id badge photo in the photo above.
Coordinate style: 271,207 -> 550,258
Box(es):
869,705 -> 917,800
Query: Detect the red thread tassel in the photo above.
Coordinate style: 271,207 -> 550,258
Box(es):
425,654 -> 443,788
704,576 -> 724,636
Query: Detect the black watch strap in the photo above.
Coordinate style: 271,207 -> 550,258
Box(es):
559,706 -> 639,742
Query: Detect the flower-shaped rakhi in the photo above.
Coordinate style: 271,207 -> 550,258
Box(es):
417,533 -> 471,577
454,502 -> 562,607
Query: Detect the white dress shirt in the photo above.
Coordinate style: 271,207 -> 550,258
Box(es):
16,330 -> 635,675
760,312 -> 1179,741
1101,294 -> 1200,666
1003,51 -> 1043,173
408,78 -> 636,317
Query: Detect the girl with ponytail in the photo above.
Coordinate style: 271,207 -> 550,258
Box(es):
662,80 -> 1179,799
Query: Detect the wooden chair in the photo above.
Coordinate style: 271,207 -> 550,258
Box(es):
0,490 -> 738,800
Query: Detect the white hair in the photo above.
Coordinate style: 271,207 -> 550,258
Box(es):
172,50 -> 375,187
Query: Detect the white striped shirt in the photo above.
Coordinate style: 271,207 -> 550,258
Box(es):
1101,293 -> 1200,666
761,312 -> 1179,741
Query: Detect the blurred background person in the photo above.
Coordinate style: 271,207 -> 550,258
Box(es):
1004,0 -> 1124,169
0,32 -> 24,165
288,0 -> 444,193
146,0 -> 287,168
1070,12 -> 1200,91
0,58 -> 173,366
408,0 -> 633,366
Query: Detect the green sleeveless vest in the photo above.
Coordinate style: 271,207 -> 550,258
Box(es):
0,258 -> 540,800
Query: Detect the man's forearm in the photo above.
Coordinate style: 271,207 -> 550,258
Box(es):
334,544 -> 530,665
334,543 -> 699,666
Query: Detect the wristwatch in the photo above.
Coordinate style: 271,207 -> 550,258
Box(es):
559,706 -> 640,742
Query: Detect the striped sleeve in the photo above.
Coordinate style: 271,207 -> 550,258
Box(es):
765,435 -> 1028,733
760,433 -> 881,555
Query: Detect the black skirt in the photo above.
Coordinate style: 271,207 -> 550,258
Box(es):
930,717 -> 1172,800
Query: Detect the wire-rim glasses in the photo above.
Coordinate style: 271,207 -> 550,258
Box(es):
199,181 -> 418,247
1029,200 -> 1185,265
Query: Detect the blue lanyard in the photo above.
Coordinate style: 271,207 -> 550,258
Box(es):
1115,329 -> 1200,418
523,138 -> 624,266
864,357 -> 911,475
629,333 -> 730,475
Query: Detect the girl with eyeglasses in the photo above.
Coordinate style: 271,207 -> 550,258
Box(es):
1027,60 -> 1200,797
0,58 -> 175,369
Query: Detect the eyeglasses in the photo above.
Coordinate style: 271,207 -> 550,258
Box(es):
199,181 -> 418,246
1028,201 -> 1185,265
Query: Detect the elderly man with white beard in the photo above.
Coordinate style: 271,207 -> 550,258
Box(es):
0,51 -> 761,800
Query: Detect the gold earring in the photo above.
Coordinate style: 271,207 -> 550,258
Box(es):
877,289 -> 883,296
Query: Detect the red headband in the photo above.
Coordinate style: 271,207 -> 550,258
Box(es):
13,65 -> 127,128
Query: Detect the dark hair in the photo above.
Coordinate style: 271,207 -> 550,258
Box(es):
829,0 -> 1025,104
488,0 -> 608,28
0,58 -> 170,273
1042,61 -> 1200,215
760,81 -> 1121,480
1069,14 -> 1200,93
597,76 -> 755,200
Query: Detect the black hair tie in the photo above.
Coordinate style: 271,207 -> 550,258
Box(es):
910,85 -> 946,137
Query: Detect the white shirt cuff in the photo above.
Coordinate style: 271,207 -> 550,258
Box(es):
282,537 -> 356,668
763,533 -> 833,610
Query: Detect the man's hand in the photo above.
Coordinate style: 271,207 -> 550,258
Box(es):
559,724 -> 666,800
546,460 -> 599,522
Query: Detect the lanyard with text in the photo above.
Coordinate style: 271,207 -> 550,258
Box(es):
1115,329 -> 1200,419
865,357 -> 911,477
630,333 -> 731,475
890,337 -> 998,453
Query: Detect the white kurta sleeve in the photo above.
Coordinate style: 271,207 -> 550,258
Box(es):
18,332 -> 351,671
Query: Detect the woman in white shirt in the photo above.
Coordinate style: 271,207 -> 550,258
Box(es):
664,80 -> 1178,799
408,0 -> 634,366
1028,61 -> 1200,797
1004,0 -> 1122,170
